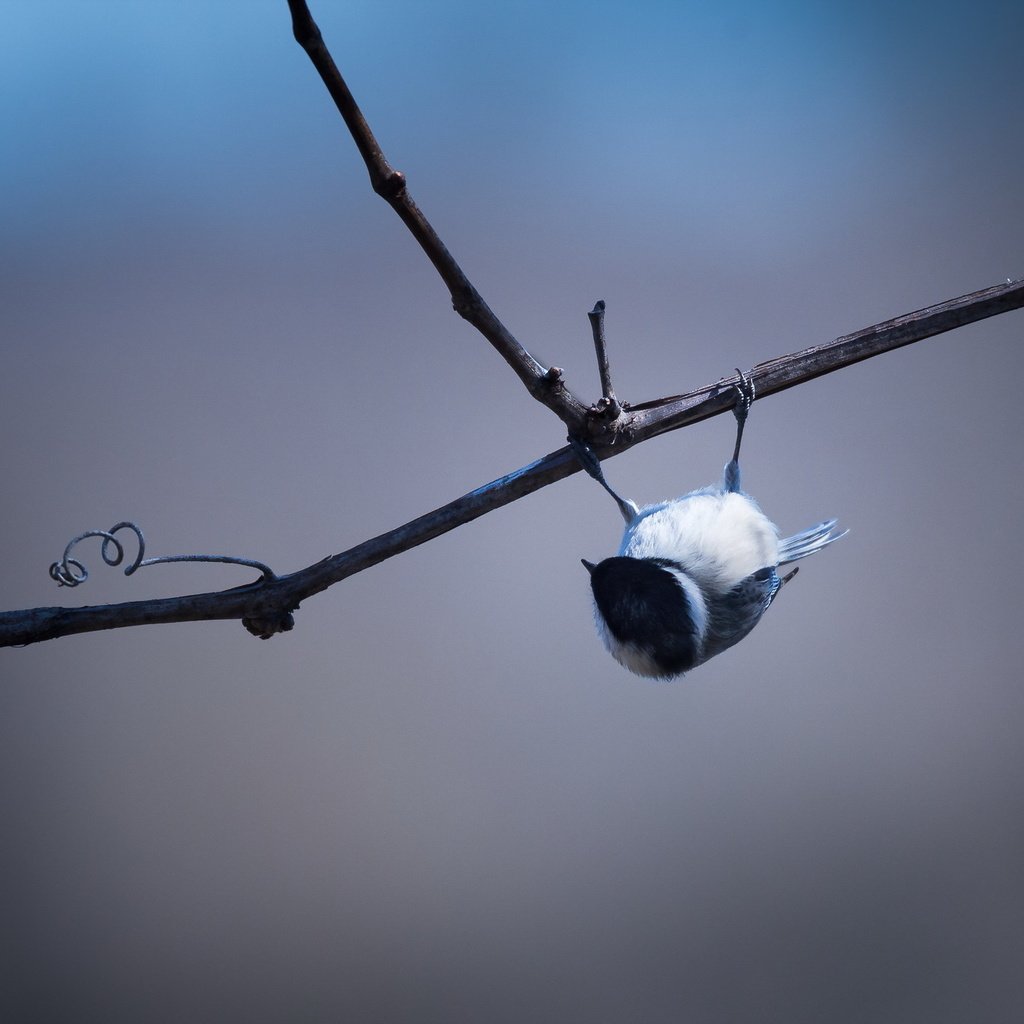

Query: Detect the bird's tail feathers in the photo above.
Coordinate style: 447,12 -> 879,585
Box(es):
778,519 -> 848,564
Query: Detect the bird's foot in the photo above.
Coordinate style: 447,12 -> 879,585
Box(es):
732,367 -> 755,426
567,434 -> 605,483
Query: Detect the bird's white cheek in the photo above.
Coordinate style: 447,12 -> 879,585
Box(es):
667,569 -> 708,642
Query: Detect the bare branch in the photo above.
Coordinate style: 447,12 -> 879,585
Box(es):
4,3 -> 1021,648
1,450 -> 578,647
627,277 -> 1024,435
4,278 -> 1021,648
286,0 -> 588,432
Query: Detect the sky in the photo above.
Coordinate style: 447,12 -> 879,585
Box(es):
2,1 -> 1023,1021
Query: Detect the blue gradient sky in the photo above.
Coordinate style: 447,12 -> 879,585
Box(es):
2,2 -> 1023,1021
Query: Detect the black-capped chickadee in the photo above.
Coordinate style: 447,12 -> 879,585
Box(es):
572,371 -> 846,679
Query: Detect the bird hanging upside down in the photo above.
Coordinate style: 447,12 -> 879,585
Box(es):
571,371 -> 847,679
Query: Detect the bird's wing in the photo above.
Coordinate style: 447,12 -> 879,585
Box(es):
777,519 -> 848,564
703,566 -> 780,661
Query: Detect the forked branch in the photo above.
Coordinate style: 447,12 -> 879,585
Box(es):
1,1 -> 1021,648
3,278 -> 1022,647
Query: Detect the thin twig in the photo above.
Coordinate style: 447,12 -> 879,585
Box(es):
48,521 -> 275,588
286,0 -> 589,432
4,278 -> 1022,648
587,300 -> 621,421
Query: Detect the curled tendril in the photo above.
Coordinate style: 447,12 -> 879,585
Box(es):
49,521 -> 275,588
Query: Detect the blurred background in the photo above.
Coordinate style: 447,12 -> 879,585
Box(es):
2,1 -> 1022,1020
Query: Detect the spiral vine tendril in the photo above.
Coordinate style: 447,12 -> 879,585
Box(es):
49,521 -> 274,587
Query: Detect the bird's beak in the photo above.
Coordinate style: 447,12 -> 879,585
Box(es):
581,559 -> 596,575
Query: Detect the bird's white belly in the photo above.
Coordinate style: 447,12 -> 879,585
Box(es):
620,491 -> 779,591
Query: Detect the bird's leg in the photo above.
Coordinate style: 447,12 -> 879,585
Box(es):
724,368 -> 755,494
568,435 -> 639,524
731,367 -> 756,463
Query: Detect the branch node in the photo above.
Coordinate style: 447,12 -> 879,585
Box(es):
529,365 -> 567,402
242,610 -> 296,640
374,169 -> 407,200
452,286 -> 483,321
288,0 -> 322,50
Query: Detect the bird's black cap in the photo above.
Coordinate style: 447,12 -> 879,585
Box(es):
587,556 -> 701,675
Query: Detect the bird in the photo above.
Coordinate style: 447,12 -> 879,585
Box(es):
570,370 -> 846,679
